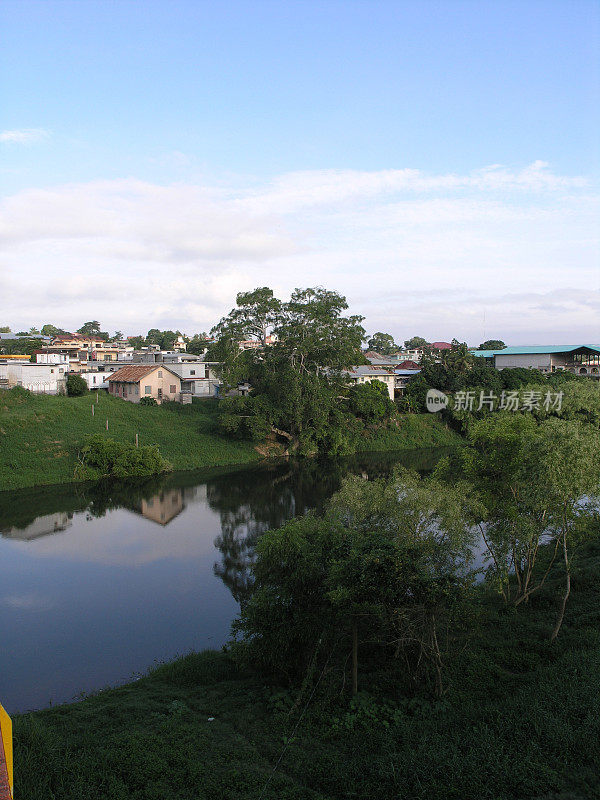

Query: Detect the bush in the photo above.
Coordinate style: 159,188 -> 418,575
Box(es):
66,373 -> 88,396
139,396 -> 158,406
75,434 -> 172,480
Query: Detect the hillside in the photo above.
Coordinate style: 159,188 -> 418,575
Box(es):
0,390 -> 461,491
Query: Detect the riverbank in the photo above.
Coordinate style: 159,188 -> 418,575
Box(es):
0,390 -> 461,491
13,538 -> 600,799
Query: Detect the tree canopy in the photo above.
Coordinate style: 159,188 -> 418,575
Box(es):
366,332 -> 397,355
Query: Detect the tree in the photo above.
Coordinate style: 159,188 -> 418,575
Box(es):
112,331 -> 124,342
29,326 -> 41,335
41,324 -> 66,337
348,380 -> 395,424
211,287 -> 281,346
0,326 -> 10,333
367,332 -> 397,355
216,287 -> 369,455
404,336 -> 428,350
77,321 -> 106,338
128,336 -> 145,349
233,467 -> 479,697
186,333 -> 210,355
66,373 -> 88,396
464,414 -> 600,638
478,340 -> 506,350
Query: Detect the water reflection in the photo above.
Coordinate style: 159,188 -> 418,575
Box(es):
0,448 -> 451,711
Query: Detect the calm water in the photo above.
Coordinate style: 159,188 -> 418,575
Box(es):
0,449 -> 449,713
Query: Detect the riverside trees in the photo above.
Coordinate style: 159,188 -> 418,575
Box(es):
210,287 -> 388,456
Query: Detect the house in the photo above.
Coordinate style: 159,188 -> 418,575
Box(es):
81,369 -> 113,390
41,334 -> 132,371
108,365 -> 182,403
345,365 -> 395,399
166,361 -> 221,397
394,368 -> 421,396
0,361 -> 67,393
472,345 -> 600,378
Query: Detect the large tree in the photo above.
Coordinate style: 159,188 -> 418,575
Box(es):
216,287 -> 371,455
211,287 -> 282,346
367,332 -> 397,355
478,339 -> 506,350
404,336 -> 428,350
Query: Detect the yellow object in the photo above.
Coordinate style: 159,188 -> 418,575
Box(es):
0,703 -> 12,799
1,354 -> 31,360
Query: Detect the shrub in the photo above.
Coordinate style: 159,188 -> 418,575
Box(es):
66,373 -> 88,396
75,434 -> 172,480
139,396 -> 158,406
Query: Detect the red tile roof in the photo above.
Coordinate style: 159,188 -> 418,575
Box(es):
108,365 -> 179,383
397,360 -> 420,369
431,341 -> 452,350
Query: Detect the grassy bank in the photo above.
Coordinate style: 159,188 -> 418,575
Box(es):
13,538 -> 600,800
0,390 -> 461,491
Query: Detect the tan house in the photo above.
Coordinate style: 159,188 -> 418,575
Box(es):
108,364 -> 182,403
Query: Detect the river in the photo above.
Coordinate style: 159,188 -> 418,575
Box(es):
0,448 -> 450,713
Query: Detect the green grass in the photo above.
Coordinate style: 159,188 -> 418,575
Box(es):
13,539 -> 600,800
356,413 -> 463,451
0,391 -> 260,491
0,391 -> 461,491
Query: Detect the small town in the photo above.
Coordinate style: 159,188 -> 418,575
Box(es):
1,325 -> 599,402
0,2 -> 598,800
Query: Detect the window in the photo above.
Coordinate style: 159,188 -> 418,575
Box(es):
204,367 -> 210,378
190,370 -> 195,375
50,368 -> 54,373
157,388 -> 163,399
59,368 -> 64,374
144,385 -> 151,394
170,385 -> 176,393
158,370 -> 163,377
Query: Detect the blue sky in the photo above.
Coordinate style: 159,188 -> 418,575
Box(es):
1,0 -> 599,343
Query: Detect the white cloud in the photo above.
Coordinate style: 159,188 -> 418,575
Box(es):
0,163 -> 598,343
0,128 -> 50,144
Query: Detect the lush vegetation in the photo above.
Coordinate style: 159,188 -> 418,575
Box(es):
66,373 -> 88,396
74,434 -> 172,480
0,388 -> 458,491
13,533 -> 600,800
0,390 -> 259,491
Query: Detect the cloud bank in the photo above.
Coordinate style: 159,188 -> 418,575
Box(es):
1,163 -> 598,344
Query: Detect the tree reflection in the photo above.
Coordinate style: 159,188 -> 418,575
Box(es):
207,449 -> 449,605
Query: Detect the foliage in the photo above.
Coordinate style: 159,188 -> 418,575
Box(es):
463,414 -> 600,637
0,392 -> 259,490
347,380 -> 395,423
66,373 -> 88,396
366,331 -> 397,355
214,286 -> 371,455
75,434 -> 172,480
478,339 -> 506,350
139,395 -> 158,406
77,320 -> 107,338
404,336 -> 428,349
40,323 -> 66,336
233,467 -> 480,696
211,286 -> 282,346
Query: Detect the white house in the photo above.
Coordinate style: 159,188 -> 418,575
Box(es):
345,365 -> 395,399
0,361 -> 67,394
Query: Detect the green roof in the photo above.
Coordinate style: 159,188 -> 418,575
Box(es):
473,345 -> 600,358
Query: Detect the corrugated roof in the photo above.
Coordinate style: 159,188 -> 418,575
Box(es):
473,344 -> 600,358
108,365 -> 180,382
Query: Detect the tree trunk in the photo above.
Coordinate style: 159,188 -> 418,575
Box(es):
352,620 -> 358,696
550,534 -> 571,642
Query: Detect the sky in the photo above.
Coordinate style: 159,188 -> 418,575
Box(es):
1,0 -> 599,345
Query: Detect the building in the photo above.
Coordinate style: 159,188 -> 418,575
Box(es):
394,368 -> 421,396
40,334 -> 133,371
166,361 -> 221,397
345,365 -> 395,399
108,364 -> 183,403
0,360 -> 67,393
80,369 -> 113,390
473,345 -> 600,378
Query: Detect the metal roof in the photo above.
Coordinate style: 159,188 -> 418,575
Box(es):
473,345 -> 600,358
